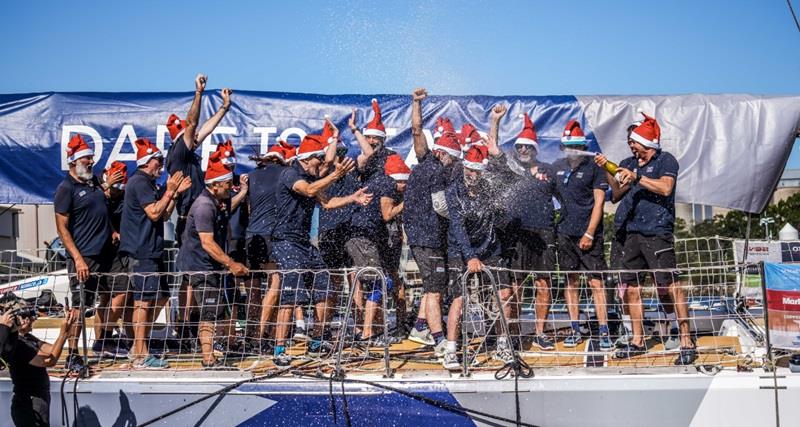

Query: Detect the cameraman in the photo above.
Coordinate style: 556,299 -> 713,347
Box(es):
1,300 -> 76,426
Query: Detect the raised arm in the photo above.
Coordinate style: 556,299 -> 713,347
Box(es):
411,88 -> 429,160
183,74 -> 207,150
196,88 -> 233,143
320,117 -> 340,177
143,172 -> 191,221
231,174 -> 249,212
31,310 -> 76,367
487,104 -> 507,157
348,109 -> 374,164
595,154 -> 630,202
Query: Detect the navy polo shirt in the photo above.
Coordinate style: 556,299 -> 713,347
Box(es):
446,177 -> 503,261
613,157 -> 637,232
178,189 -> 229,271
272,162 -> 318,245
165,135 -> 204,216
53,175 -> 112,258
508,162 -> 557,231
362,146 -> 393,180
624,151 -> 679,235
349,173 -> 394,240
404,152 -> 449,249
553,157 -> 609,237
107,195 -> 123,233
245,163 -> 284,238
120,170 -> 165,259
319,170 -> 358,234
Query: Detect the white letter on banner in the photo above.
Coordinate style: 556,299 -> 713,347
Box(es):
200,126 -> 237,170
403,129 -> 434,167
280,128 -> 307,144
156,125 -> 169,152
386,128 -> 398,139
254,127 -> 277,155
106,125 -> 138,168
61,125 -> 103,170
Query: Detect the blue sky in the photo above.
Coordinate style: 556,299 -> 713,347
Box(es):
2,0 -> 799,167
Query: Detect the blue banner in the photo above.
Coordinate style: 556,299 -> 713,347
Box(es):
0,91 -> 594,204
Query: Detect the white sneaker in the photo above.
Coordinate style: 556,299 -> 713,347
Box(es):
443,351 -> 460,370
492,338 -> 514,364
408,328 -> 435,346
664,328 -> 681,351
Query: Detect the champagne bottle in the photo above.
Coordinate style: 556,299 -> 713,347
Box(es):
602,158 -> 619,176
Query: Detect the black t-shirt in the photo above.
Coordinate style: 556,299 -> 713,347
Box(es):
120,170 -> 165,259
319,169 -> 359,234
362,146 -> 393,180
272,162 -> 317,245
0,326 -> 49,398
178,189 -> 229,271
349,173 -> 395,240
245,163 -> 285,238
404,152 -> 449,249
53,175 -> 112,258
166,135 -> 204,216
553,157 -> 609,237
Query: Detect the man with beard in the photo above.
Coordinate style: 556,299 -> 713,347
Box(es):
598,113 -> 696,366
404,88 -> 462,354
121,138 -> 192,368
178,150 -> 250,368
499,112 -> 558,351
553,120 -> 612,350
270,130 -> 372,366
441,146 -> 515,370
54,134 -> 115,370
245,139 -> 297,353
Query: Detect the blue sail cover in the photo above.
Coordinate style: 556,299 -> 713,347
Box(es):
0,91 -> 797,212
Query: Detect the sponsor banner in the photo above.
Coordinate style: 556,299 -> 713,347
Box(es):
0,92 -> 798,212
763,262 -> 800,349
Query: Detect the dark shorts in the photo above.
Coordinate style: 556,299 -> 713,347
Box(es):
318,226 -> 352,269
11,393 -> 49,427
246,234 -> 273,269
345,237 -> 384,269
510,228 -> 556,279
190,273 -> 233,322
67,255 -> 110,307
271,239 -> 331,306
410,245 -> 448,294
609,229 -> 627,269
124,257 -> 170,301
621,233 -> 680,287
446,256 -> 510,299
102,250 -> 130,295
557,233 -> 607,279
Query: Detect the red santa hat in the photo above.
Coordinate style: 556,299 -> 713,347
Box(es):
514,113 -> 539,151
629,111 -> 661,149
103,161 -> 128,190
384,154 -> 411,181
205,150 -> 233,184
166,114 -> 187,141
66,134 -> 94,163
561,120 -> 587,146
134,138 -> 163,167
296,134 -> 327,160
362,99 -> 386,138
321,116 -> 341,145
432,132 -> 462,158
215,140 -> 236,168
263,139 -> 297,164
433,117 -> 456,140
459,123 -> 485,152
463,146 -> 488,171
